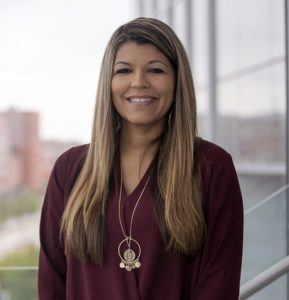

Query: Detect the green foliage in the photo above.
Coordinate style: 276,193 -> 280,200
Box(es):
0,245 -> 39,300
0,191 -> 42,299
0,192 -> 42,224
0,244 -> 39,266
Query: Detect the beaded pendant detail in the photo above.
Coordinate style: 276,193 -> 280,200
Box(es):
118,238 -> 141,271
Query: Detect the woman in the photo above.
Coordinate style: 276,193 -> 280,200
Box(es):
38,17 -> 243,299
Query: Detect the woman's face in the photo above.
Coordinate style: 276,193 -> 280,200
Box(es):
111,41 -> 175,131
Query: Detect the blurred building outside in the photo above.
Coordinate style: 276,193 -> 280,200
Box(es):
0,108 -> 285,203
0,108 -> 79,265
0,108 -> 79,196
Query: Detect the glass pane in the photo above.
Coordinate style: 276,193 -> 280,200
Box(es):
155,0 -> 170,25
192,0 -> 209,88
217,62 -> 286,208
216,0 -> 286,206
217,0 -> 284,77
192,0 -> 209,135
241,186 -> 288,290
172,1 -> 186,48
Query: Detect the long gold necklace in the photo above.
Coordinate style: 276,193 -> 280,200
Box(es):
118,171 -> 151,272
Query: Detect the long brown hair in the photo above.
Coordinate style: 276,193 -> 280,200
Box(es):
61,17 -> 205,264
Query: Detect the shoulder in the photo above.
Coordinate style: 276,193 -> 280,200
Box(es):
54,144 -> 89,171
197,137 -> 232,164
197,138 -> 240,200
52,144 -> 89,194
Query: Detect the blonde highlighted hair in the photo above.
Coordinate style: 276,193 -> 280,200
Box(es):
61,17 -> 205,263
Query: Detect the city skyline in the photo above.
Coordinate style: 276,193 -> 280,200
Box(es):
0,0 -> 135,143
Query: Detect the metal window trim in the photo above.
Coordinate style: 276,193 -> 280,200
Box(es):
239,256 -> 289,299
207,0 -> 218,143
284,0 -> 289,297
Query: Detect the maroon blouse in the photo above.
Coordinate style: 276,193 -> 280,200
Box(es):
38,138 -> 243,300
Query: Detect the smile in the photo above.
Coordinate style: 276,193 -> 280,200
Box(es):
127,97 -> 156,104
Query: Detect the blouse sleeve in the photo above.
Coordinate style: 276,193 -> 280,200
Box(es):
38,150 -> 71,299
192,154 -> 244,300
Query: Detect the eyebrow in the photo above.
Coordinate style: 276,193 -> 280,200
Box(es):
114,60 -> 169,67
114,61 -> 130,66
149,60 -> 169,67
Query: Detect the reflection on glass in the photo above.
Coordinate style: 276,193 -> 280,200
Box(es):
218,64 -> 286,162
242,186 -> 288,298
215,0 -> 286,206
217,62 -> 286,206
217,0 -> 284,77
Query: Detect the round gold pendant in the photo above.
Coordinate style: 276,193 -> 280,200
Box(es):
124,249 -> 136,262
118,238 -> 141,271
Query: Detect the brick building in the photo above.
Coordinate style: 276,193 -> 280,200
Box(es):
0,109 -> 79,195
0,109 -> 40,194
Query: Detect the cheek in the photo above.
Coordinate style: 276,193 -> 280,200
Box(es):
165,80 -> 175,103
111,77 -> 126,96
111,80 -> 118,98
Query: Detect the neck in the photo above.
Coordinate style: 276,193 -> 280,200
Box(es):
119,122 -> 164,156
119,122 -> 164,188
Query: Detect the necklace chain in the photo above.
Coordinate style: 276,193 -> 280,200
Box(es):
118,172 -> 151,241
118,169 -> 151,271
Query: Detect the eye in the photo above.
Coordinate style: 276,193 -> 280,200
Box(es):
115,68 -> 131,74
149,68 -> 164,74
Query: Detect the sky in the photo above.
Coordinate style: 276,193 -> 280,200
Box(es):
0,0 -> 135,143
0,0 -> 286,143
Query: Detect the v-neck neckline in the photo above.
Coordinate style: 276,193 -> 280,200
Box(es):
114,148 -> 154,201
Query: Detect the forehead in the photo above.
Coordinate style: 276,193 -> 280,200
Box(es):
114,41 -> 170,64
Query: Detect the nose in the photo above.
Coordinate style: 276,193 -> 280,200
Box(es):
130,70 -> 150,89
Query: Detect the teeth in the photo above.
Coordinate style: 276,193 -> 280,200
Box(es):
128,97 -> 154,103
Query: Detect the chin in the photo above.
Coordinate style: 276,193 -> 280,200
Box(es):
129,120 -> 154,127
125,117 -> 165,129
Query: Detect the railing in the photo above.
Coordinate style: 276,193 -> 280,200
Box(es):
239,256 -> 289,299
239,184 -> 289,299
0,185 -> 289,299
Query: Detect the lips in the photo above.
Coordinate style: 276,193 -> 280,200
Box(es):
126,96 -> 156,104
